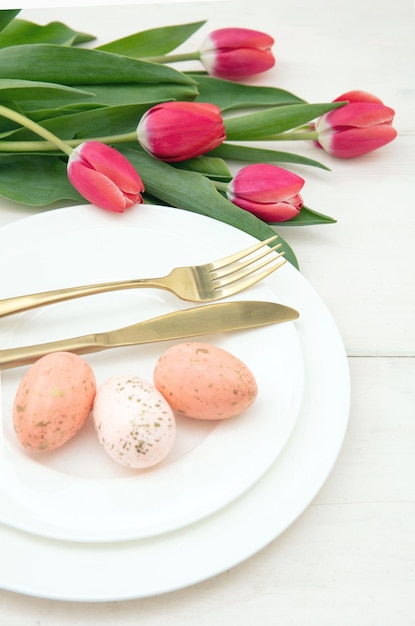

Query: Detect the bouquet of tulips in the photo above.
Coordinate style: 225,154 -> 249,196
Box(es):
0,10 -> 397,267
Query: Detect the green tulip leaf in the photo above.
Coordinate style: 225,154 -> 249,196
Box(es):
0,18 -> 95,48
173,155 -> 232,181
0,79 -> 94,102
189,74 -> 305,111
118,146 -> 298,268
0,154 -> 84,205
273,206 -> 336,226
97,21 -> 206,57
18,82 -> 198,116
210,142 -> 330,170
225,101 -> 346,140
68,82 -> 198,107
0,10 -> 20,33
27,103 -> 109,122
0,44 -> 197,86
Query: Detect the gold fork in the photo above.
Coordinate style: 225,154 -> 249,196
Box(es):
0,235 -> 285,318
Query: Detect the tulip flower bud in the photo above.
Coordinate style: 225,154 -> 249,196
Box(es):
199,28 -> 275,80
314,90 -> 397,158
136,101 -> 226,162
67,141 -> 145,212
227,164 -> 304,222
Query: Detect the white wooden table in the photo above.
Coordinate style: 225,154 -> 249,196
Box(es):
0,0 -> 414,623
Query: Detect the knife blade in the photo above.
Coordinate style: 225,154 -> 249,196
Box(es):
0,300 -> 299,370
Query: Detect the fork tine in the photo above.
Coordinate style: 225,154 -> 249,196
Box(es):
216,255 -> 286,297
211,241 -> 282,280
214,248 -> 286,288
208,235 -> 279,271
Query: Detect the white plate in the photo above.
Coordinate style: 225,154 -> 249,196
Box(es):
0,205 -> 303,542
0,205 -> 349,601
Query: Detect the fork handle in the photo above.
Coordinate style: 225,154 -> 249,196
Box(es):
0,277 -> 169,318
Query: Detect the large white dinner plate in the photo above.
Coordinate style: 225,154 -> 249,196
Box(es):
0,205 -> 349,601
0,205 -> 303,542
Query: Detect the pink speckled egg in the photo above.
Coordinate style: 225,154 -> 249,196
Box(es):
153,342 -> 258,420
13,351 -> 96,452
93,375 -> 176,469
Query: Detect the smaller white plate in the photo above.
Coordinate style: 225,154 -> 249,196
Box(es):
0,205 -> 303,542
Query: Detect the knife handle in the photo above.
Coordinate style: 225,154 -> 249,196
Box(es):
0,334 -> 103,370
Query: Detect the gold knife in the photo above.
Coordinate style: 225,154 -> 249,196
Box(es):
0,301 -> 299,370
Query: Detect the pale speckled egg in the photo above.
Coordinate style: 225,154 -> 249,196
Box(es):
93,375 -> 176,469
153,342 -> 258,420
13,351 -> 96,452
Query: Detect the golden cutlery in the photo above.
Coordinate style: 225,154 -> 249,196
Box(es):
0,300 -> 299,370
0,235 -> 284,318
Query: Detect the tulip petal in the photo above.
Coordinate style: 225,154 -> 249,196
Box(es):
68,161 -> 132,212
137,101 -> 226,162
320,102 -> 395,130
317,124 -> 398,158
201,48 -> 275,80
199,28 -> 275,80
230,163 -> 304,202
227,163 -> 303,222
333,90 -> 384,105
229,195 -> 302,222
67,141 -> 144,211
75,141 -> 145,194
201,28 -> 274,52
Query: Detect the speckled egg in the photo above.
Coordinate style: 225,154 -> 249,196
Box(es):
13,351 -> 96,452
93,375 -> 176,469
153,342 -> 258,420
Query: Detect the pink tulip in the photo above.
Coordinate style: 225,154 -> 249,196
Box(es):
67,141 -> 145,212
136,101 -> 226,162
227,164 -> 304,222
314,90 -> 397,158
199,28 -> 275,80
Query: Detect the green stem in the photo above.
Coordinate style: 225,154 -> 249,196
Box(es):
143,51 -> 200,64
239,129 -> 320,141
268,130 -> 319,140
0,104 -> 74,156
0,131 -> 138,153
